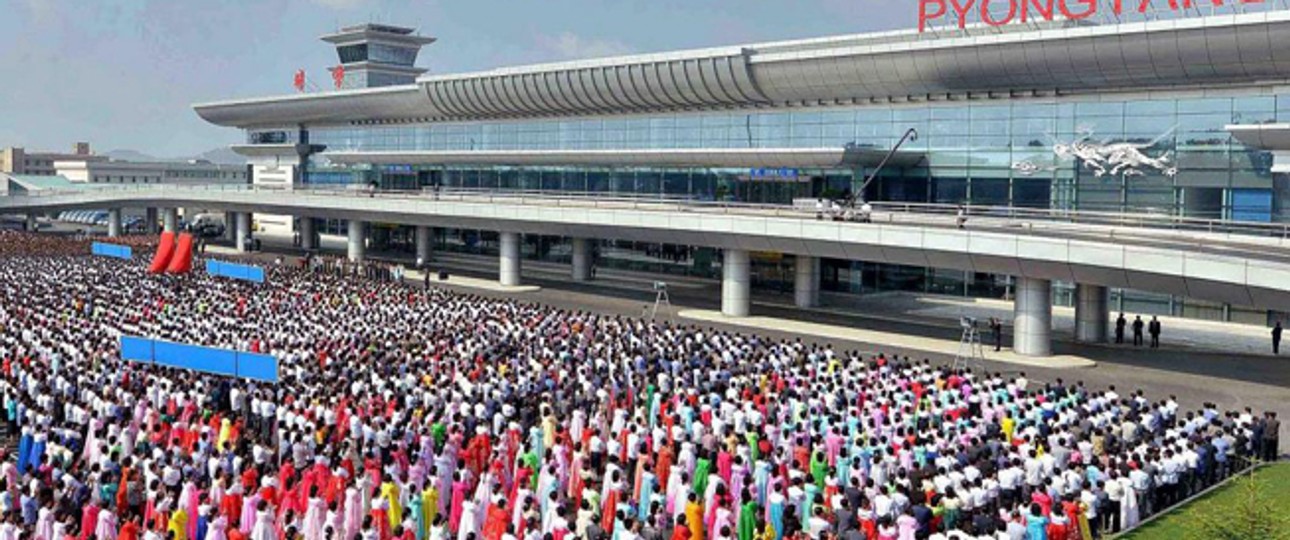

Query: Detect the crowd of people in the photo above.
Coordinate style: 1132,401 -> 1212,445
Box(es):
301,254 -> 407,283
0,231 -> 1279,540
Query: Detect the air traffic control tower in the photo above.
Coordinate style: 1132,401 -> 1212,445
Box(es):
321,24 -> 436,89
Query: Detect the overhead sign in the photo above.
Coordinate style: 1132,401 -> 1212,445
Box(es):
919,0 -> 1266,33
748,168 -> 801,181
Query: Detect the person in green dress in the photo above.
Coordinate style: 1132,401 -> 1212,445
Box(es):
736,494 -> 759,540
693,457 -> 712,497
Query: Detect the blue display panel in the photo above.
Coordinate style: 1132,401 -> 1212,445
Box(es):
118,336 -> 278,383
91,243 -> 133,260
119,336 -> 154,362
236,353 -> 280,383
152,341 -> 238,377
206,260 -> 266,283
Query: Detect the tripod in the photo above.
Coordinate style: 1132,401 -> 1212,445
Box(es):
650,282 -> 672,320
954,317 -> 986,372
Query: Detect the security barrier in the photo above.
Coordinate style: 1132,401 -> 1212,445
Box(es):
205,259 -> 266,283
119,335 -> 279,383
91,242 -> 133,260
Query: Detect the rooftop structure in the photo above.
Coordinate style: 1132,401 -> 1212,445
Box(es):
320,23 -> 436,89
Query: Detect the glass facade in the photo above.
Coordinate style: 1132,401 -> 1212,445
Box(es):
301,92 -> 1286,219
368,44 -> 418,66
336,44 -> 367,64
334,44 -> 419,66
274,90 -> 1290,323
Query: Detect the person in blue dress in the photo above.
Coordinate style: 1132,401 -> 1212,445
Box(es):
1025,503 -> 1049,540
16,426 -> 31,474
24,432 -> 44,473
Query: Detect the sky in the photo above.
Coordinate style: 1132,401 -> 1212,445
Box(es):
0,0 -> 913,158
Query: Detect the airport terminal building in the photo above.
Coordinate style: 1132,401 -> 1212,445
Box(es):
195,9 -> 1290,323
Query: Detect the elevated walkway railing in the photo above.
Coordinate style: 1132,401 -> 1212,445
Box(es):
6,182 -> 1290,240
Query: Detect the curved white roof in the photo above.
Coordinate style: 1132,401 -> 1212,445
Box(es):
194,10 -> 1290,129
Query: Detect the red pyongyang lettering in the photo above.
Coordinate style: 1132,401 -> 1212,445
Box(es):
949,0 -> 978,28
1060,0 -> 1097,19
919,0 -> 948,32
1020,0 -> 1055,23
981,0 -> 1019,25
918,0 -> 1265,32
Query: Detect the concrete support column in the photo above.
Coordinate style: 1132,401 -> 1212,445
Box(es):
571,238 -> 593,281
415,226 -> 432,266
223,212 -> 236,242
107,209 -> 122,238
235,213 -> 251,253
794,255 -> 820,308
145,208 -> 159,235
162,208 -> 179,233
1075,284 -> 1111,343
499,232 -> 522,287
299,218 -> 317,251
347,220 -> 366,263
1013,277 -> 1053,357
24,214 -> 37,232
722,249 -> 751,317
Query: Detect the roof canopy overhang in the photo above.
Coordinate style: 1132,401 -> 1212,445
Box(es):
231,144 -> 327,158
3,174 -> 88,193
1227,124 -> 1290,173
195,11 -> 1290,129
322,147 -> 924,169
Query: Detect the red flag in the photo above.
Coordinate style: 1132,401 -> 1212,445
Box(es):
330,65 -> 345,89
293,69 -> 305,92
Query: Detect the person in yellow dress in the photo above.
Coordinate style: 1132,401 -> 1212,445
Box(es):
1077,499 -> 1094,540
421,483 -> 439,535
217,418 -> 232,450
684,492 -> 704,540
168,507 -> 189,540
381,481 -> 403,528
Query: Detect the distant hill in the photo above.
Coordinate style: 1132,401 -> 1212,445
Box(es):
102,146 -> 244,165
103,149 -> 161,162
191,147 -> 243,165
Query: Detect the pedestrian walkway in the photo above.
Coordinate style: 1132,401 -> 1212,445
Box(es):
678,309 -> 1098,369
846,292 -> 1281,358
404,268 -> 541,293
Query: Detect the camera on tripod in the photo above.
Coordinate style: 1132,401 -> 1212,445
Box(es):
960,316 -> 978,330
653,281 -> 668,291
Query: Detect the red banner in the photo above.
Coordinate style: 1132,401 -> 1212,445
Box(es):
330,65 -> 346,89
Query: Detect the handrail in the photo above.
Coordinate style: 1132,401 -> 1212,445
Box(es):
6,183 -> 1290,239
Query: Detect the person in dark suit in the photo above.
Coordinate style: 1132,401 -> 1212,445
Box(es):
834,505 -> 856,536
1273,321 -> 1283,355
1116,313 -> 1127,344
1132,316 -> 1145,346
1148,316 -> 1162,348
990,317 -> 1003,352
1264,412 -> 1281,462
